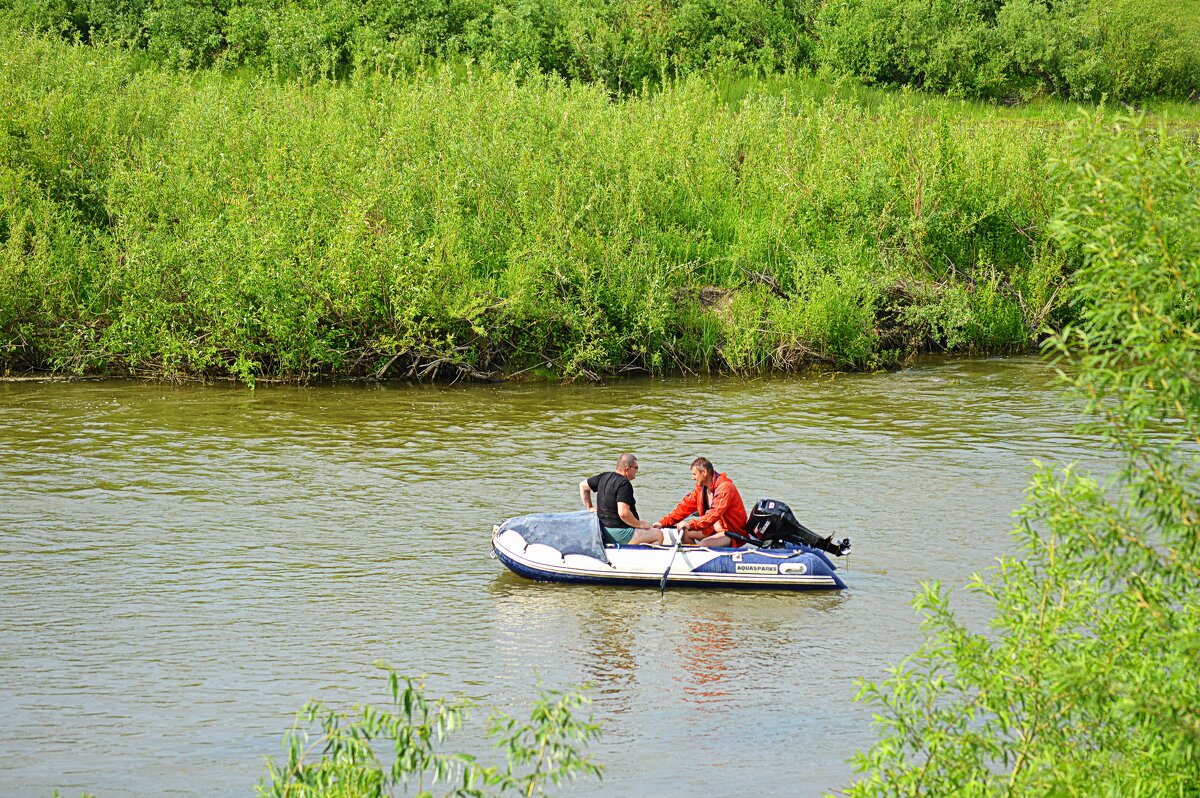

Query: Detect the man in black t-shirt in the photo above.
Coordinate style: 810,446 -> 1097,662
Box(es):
578,453 -> 663,545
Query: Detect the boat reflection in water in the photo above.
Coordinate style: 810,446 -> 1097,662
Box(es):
677,614 -> 734,706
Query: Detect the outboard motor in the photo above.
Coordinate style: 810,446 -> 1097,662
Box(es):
745,499 -> 851,556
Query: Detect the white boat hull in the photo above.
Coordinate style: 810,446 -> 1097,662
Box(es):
492,527 -> 847,591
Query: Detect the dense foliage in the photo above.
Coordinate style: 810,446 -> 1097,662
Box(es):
817,0 -> 1200,102
259,667 -> 601,797
3,0 -> 1198,100
843,116 -> 1200,795
2,32 -> 1087,382
4,0 -> 819,92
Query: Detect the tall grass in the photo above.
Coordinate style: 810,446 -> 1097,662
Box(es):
3,32 -> 1192,382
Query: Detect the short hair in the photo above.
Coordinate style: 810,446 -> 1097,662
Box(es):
617,453 -> 638,469
691,457 -> 715,474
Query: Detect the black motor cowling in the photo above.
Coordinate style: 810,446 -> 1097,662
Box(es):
745,499 -> 851,556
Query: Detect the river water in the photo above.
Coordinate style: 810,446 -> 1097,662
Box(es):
0,357 -> 1103,797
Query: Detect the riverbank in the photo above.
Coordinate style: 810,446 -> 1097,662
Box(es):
2,32 -> 1197,384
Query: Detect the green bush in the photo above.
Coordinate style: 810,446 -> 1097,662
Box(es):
817,0 -> 1200,101
1084,0 -> 1200,100
144,0 -> 224,68
815,0 -> 1004,97
843,113 -> 1200,796
5,0 -> 1198,100
2,0 -> 818,90
259,666 -> 602,797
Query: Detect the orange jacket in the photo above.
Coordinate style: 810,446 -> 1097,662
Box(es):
658,472 -> 748,539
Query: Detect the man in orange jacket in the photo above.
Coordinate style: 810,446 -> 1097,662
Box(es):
658,457 -> 749,547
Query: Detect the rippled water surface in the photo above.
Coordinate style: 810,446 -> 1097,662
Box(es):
1,358 -> 1103,797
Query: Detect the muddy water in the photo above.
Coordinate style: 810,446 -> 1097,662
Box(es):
0,358 -> 1100,797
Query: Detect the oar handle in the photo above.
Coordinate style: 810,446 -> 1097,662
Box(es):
659,529 -> 685,596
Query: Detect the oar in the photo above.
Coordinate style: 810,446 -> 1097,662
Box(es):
659,527 -> 684,597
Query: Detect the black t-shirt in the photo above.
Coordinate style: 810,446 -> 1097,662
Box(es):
587,471 -> 638,529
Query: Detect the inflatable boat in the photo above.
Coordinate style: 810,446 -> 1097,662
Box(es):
491,501 -> 851,591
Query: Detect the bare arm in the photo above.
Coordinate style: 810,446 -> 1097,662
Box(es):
579,480 -> 596,511
617,501 -> 650,530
